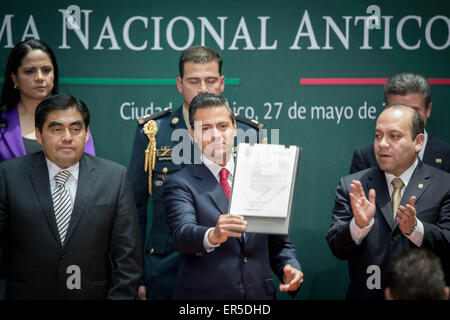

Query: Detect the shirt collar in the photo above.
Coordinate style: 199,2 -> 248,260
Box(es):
385,158 -> 418,188
45,157 -> 80,182
202,154 -> 235,182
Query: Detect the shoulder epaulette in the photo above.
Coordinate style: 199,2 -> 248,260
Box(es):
137,107 -> 172,125
234,113 -> 264,130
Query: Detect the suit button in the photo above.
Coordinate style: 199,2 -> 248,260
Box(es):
243,257 -> 248,263
238,282 -> 244,290
150,248 -> 155,254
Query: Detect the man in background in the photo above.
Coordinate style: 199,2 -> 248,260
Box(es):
350,73 -> 450,174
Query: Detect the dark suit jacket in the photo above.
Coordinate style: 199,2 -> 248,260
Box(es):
128,105 -> 264,299
0,152 -> 142,300
349,134 -> 450,174
162,163 -> 301,300
326,161 -> 450,300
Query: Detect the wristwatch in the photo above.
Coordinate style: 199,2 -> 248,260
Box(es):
404,220 -> 418,236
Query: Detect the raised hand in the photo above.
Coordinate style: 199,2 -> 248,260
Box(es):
349,180 -> 376,228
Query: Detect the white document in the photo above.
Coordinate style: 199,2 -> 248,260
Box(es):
229,143 -> 299,218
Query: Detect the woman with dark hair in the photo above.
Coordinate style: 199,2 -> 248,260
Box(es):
0,39 -> 95,162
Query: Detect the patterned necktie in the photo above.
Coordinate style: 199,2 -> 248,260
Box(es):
391,177 -> 404,219
219,168 -> 231,201
52,170 -> 72,244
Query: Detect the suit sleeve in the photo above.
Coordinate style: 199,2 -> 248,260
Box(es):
128,125 -> 150,284
268,235 -> 301,279
107,168 -> 143,300
326,177 -> 365,260
162,175 -> 209,255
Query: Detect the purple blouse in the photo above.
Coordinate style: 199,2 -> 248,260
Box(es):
0,105 -> 96,162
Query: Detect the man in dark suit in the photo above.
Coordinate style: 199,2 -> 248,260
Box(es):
163,93 -> 303,300
350,73 -> 450,174
0,94 -> 142,300
327,104 -> 450,300
128,46 -> 264,300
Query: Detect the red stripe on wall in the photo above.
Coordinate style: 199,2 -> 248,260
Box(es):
300,78 -> 450,85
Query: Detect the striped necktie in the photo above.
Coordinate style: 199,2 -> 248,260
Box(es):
219,168 -> 231,201
52,170 -> 72,244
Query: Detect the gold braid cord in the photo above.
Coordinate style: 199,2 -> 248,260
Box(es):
143,120 -> 158,195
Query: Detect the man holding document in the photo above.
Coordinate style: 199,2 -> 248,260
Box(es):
163,93 -> 303,300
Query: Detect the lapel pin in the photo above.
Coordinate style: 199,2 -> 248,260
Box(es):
418,183 -> 423,189
435,158 -> 442,164
171,117 -> 179,125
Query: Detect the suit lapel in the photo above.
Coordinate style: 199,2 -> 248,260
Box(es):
394,161 -> 431,228
28,152 -> 62,246
63,155 -> 96,249
367,168 -> 395,229
192,164 -> 229,214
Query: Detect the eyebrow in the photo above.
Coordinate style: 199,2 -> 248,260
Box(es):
201,121 -> 229,127
48,120 -> 83,127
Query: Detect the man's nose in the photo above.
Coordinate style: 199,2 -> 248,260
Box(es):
208,127 -> 221,141
379,136 -> 389,148
198,80 -> 208,93
62,128 -> 73,141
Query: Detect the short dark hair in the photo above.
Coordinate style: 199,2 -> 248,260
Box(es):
35,94 -> 90,133
386,248 -> 447,300
384,104 -> 424,140
384,73 -> 431,107
179,46 -> 222,78
1,39 -> 59,111
189,93 -> 234,129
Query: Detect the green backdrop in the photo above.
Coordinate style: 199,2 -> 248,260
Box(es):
1,0 -> 449,299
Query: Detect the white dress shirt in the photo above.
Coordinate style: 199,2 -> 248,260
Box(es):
350,158 -> 424,246
45,157 -> 79,211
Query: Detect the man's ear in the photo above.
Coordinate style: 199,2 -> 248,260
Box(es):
85,126 -> 90,144
219,75 -> 225,93
35,127 -> 42,145
384,287 -> 393,300
426,102 -> 432,119
443,286 -> 449,300
176,77 -> 183,95
414,133 -> 425,154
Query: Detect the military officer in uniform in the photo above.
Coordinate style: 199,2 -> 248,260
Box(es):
128,46 -> 264,300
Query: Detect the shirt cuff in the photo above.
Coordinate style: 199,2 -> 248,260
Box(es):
350,217 -> 374,245
404,218 -> 424,247
203,227 -> 220,253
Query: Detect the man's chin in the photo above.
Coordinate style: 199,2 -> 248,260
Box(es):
53,155 -> 81,169
203,151 -> 227,166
